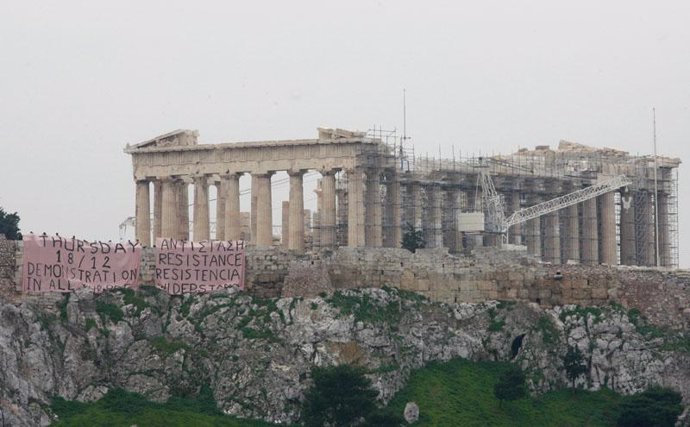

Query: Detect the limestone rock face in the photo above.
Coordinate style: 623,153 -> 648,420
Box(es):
0,287 -> 688,425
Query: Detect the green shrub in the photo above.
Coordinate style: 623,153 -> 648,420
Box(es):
536,315 -> 560,345
51,387 -> 273,426
120,288 -> 150,314
150,336 -> 188,355
617,386 -> 682,427
494,365 -> 527,403
563,345 -> 587,387
302,364 -> 378,427
96,300 -> 124,323
84,318 -> 97,332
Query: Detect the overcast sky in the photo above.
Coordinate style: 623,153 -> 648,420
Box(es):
1,1 -> 688,266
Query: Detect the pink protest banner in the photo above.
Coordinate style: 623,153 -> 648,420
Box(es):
22,234 -> 142,293
154,238 -> 245,294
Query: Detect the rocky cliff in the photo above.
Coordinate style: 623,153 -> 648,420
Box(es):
1,286 -> 689,426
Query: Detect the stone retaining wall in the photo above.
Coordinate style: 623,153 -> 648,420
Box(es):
1,241 -> 689,329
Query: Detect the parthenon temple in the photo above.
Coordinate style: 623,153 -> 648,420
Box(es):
126,127 -> 681,267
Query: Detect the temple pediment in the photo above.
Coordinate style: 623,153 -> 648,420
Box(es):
127,129 -> 199,150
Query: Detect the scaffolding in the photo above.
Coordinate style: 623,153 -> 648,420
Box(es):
166,131 -> 680,268
324,137 -> 680,267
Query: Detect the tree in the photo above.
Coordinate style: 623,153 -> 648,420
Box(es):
301,364 -> 378,427
401,222 -> 425,253
617,386 -> 682,427
0,208 -> 21,240
563,345 -> 587,388
494,365 -> 526,405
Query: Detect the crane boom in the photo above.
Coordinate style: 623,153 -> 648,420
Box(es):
503,175 -> 632,232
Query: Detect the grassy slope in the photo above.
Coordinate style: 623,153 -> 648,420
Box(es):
387,358 -> 622,427
50,389 -> 275,427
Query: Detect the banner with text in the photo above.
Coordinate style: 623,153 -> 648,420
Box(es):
22,234 -> 142,293
154,238 -> 245,294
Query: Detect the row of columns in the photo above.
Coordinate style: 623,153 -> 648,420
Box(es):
136,173 -> 671,266
135,168 -> 345,252
519,189 -> 670,267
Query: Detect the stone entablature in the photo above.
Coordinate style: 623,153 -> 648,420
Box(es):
125,128 -> 397,250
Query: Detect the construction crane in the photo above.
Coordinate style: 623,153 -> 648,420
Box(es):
476,160 -> 507,234
478,166 -> 632,239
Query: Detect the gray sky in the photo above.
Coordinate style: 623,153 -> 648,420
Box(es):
1,1 -> 688,266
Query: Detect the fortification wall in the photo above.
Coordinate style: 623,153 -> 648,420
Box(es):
1,240 -> 688,329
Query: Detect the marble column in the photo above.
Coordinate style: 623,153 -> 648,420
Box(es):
619,191 -> 636,265
251,174 -> 258,243
443,188 -> 461,252
337,187 -> 348,246
321,170 -> 337,247
581,197 -> 599,265
365,170 -> 382,247
135,180 -> 151,246
598,192 -> 617,265
525,195 -> 541,258
177,180 -> 189,240
255,173 -> 274,247
282,201 -> 290,248
563,204 -> 580,263
383,173 -> 402,248
215,180 -> 226,240
542,211 -> 561,264
347,168 -> 365,247
193,176 -> 210,241
223,174 -> 241,241
636,191 -> 655,266
426,185 -> 443,248
153,180 -> 163,240
312,183 -> 322,249
161,178 -> 178,239
657,191 -> 671,267
288,170 -> 305,252
409,183 -> 422,229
